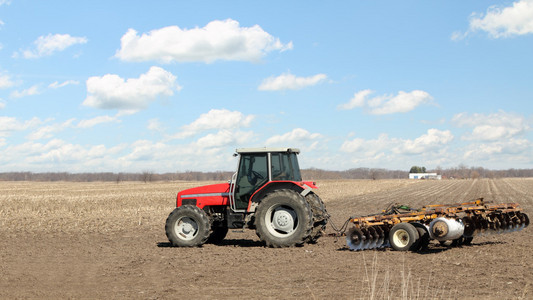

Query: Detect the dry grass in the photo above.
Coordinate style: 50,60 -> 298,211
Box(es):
3,178 -> 532,234
0,179 -> 421,235
0,181 -> 219,234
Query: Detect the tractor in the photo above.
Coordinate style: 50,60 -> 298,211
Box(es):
165,148 -> 327,247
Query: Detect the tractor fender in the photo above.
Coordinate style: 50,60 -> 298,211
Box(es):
247,181 -> 317,212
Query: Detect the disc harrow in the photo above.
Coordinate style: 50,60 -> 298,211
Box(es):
346,198 -> 529,251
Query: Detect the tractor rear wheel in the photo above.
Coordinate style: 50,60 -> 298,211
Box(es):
389,223 -> 420,251
255,189 -> 313,248
305,193 -> 328,243
165,205 -> 210,247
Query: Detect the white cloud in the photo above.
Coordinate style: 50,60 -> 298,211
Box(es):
462,138 -> 533,168
83,66 -> 180,113
0,139 -> 127,172
147,118 -> 163,131
465,138 -> 530,158
0,72 -> 15,89
9,80 -> 79,98
394,129 -> 454,155
452,111 -> 529,141
76,115 -> 120,129
0,99 -> 4,109
49,80 -> 79,89
27,118 -> 76,140
16,33 -> 88,58
0,116 -> 41,137
121,140 -> 167,162
115,19 -> 293,63
265,128 -> 323,145
195,129 -> 255,149
340,129 -> 454,168
341,133 -> 396,155
454,0 -> 533,40
370,90 -> 433,115
174,109 -> 254,139
338,89 -> 433,115
337,89 -> 373,110
258,72 -> 327,91
10,85 -> 41,98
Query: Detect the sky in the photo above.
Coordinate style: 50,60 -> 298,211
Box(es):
0,1 -> 532,173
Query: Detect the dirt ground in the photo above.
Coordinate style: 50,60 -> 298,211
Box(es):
1,178 -> 532,299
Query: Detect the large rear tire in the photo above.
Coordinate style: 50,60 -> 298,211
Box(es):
305,193 -> 328,243
165,206 -> 210,247
255,189 -> 313,247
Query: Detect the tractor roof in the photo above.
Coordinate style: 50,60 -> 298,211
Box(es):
236,147 -> 300,154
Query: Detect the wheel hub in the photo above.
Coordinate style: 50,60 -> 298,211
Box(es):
393,229 -> 409,247
175,217 -> 198,240
182,223 -> 193,234
267,206 -> 297,237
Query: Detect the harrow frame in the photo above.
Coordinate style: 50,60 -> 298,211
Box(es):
346,198 -> 529,251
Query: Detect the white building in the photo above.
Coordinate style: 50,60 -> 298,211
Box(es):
409,173 -> 441,180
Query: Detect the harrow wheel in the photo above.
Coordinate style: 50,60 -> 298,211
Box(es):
412,223 -> 430,251
462,216 -> 476,237
389,223 -> 419,251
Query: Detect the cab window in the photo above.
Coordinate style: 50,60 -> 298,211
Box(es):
234,153 -> 268,209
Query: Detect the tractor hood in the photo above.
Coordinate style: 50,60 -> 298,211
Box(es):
176,182 -> 230,208
178,183 -> 230,197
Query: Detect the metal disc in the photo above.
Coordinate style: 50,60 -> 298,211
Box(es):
367,226 -> 378,249
346,227 -> 365,251
361,228 -> 372,250
374,226 -> 385,248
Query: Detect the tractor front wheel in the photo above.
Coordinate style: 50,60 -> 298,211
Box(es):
255,189 -> 313,247
165,205 -> 210,247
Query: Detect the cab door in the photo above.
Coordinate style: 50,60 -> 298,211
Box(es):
231,153 -> 269,211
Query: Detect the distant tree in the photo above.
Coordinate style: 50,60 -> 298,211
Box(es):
409,166 -> 426,173
141,170 -> 154,183
369,169 -> 379,180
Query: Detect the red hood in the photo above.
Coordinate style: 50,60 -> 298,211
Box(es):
178,182 -> 230,197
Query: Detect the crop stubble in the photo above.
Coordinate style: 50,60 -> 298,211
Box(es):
0,178 -> 532,299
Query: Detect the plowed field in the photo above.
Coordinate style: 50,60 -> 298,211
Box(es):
1,178 -> 532,299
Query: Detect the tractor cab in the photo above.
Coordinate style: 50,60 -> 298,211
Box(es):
230,148 -> 303,211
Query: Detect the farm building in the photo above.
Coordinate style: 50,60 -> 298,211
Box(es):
409,173 -> 442,180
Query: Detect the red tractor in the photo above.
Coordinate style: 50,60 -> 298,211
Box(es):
165,148 -> 327,247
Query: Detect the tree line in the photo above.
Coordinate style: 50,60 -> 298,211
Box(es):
1,166 -> 532,182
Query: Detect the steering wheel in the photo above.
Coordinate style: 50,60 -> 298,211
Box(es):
252,171 -> 264,179
248,170 -> 264,185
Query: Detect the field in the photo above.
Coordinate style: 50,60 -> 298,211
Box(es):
1,178 -> 532,299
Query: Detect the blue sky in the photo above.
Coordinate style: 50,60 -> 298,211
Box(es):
1,0 -> 532,172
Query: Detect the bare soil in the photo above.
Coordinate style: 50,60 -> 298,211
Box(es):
1,179 -> 532,299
